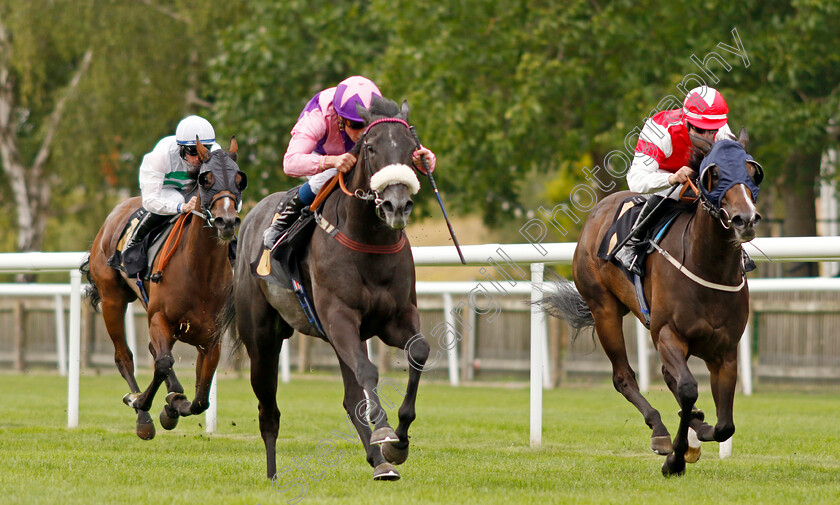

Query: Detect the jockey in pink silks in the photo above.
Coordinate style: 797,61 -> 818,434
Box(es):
263,75 -> 437,248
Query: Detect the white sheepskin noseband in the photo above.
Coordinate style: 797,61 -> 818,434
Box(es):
369,164 -> 420,194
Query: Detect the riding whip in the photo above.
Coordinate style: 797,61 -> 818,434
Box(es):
606,183 -> 679,261
409,126 -> 466,264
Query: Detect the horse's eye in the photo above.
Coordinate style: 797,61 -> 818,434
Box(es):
747,162 -> 764,185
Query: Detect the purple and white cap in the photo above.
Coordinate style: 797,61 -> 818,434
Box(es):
333,76 -> 382,123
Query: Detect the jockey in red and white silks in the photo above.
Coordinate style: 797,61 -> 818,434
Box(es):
628,86 -> 733,196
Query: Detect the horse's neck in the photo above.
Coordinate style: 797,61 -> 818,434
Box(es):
332,173 -> 401,245
334,195 -> 395,244
684,206 -> 742,280
184,215 -> 228,268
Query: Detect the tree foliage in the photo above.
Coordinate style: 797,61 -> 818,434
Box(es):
1,0 -> 838,259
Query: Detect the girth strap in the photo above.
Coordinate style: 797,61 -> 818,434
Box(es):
316,215 -> 407,254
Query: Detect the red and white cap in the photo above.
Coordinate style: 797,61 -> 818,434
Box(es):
682,86 -> 729,130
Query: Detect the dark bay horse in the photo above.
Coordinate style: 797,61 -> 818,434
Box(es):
541,130 -> 763,476
81,139 -> 246,439
221,97 -> 429,481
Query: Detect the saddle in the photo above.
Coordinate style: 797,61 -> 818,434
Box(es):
250,193 -> 325,337
108,209 -> 180,280
597,195 -> 685,280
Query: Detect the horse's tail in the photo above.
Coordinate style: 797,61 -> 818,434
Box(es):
79,253 -> 102,311
536,274 -> 594,339
214,282 -> 239,350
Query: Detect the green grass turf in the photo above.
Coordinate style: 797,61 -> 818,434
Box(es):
1,371 -> 838,504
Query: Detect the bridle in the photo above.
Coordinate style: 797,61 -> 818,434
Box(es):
316,116 -> 413,254
196,153 -> 243,228
339,117 -> 413,214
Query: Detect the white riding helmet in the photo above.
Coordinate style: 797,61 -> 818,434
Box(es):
175,115 -> 215,146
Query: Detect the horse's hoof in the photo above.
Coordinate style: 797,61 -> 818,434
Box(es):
372,463 -> 400,481
661,453 -> 686,477
136,411 -> 156,440
651,435 -> 673,455
382,441 -> 409,465
685,445 -> 701,464
123,392 -> 141,409
165,392 -> 188,406
159,405 -> 180,431
370,427 -> 399,445
685,427 -> 701,463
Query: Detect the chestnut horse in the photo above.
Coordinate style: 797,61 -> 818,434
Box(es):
541,130 -> 763,476
219,97 -> 429,481
81,139 -> 246,439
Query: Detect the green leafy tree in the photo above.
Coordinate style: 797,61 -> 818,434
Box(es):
0,0 -> 245,256
208,0 -> 385,201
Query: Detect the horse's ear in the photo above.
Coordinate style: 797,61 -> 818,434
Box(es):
357,102 -> 371,124
196,135 -> 210,162
229,135 -> 238,162
399,100 -> 410,122
738,126 -> 749,150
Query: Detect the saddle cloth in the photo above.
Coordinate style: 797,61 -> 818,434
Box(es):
108,209 -> 179,280
250,193 -> 325,337
597,195 -> 683,279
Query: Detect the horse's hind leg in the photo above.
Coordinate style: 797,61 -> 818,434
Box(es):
99,290 -> 156,439
239,300 -> 287,479
101,298 -> 141,394
656,325 -> 696,477
589,298 -> 672,455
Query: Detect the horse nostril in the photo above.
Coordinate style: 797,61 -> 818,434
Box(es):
730,215 -> 746,228
404,201 -> 414,215
382,201 -> 394,213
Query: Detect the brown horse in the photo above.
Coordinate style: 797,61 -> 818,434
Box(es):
81,139 -> 246,439
219,97 -> 429,481
541,130 -> 763,476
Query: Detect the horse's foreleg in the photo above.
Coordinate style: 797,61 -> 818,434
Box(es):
336,360 -> 399,481
327,313 -> 394,441
591,303 -> 671,454
377,312 -> 428,465
657,325 -> 695,477
186,341 -> 221,416
706,349 -> 737,443
128,313 -> 174,413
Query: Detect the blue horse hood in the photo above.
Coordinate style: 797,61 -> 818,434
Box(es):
699,139 -> 762,207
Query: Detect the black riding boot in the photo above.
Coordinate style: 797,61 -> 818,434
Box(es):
615,195 -> 664,276
124,211 -> 169,252
263,188 -> 307,249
